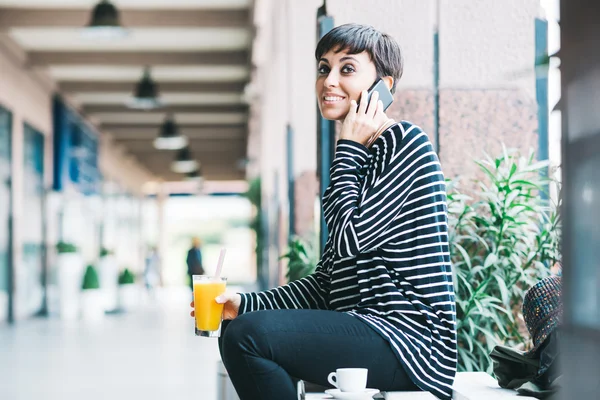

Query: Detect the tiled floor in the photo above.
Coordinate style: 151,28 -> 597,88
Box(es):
0,287 -> 222,400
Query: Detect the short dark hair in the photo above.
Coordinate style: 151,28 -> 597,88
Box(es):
315,23 -> 404,94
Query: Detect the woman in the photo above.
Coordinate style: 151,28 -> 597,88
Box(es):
191,23 -> 456,400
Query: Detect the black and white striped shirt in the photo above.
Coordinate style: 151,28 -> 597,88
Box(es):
239,121 -> 457,400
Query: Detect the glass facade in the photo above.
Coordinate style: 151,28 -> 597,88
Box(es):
0,107 -> 11,323
19,124 -> 45,317
102,181 -> 143,274
53,96 -> 102,265
60,194 -> 101,263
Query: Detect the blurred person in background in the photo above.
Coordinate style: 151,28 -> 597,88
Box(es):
144,246 -> 161,299
186,237 -> 204,291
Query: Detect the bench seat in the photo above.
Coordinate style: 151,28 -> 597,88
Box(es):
218,360 -> 538,400
303,372 -> 538,399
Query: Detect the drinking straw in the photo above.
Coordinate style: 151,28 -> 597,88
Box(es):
215,248 -> 226,278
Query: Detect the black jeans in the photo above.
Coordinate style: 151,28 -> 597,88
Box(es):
218,309 -> 418,400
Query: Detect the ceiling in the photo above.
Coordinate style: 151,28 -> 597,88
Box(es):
0,0 -> 254,182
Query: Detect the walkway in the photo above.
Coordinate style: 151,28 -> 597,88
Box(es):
0,288 -> 222,400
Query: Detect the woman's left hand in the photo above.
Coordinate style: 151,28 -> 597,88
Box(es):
340,89 -> 390,147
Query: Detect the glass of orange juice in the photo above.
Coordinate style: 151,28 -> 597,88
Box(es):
193,275 -> 227,337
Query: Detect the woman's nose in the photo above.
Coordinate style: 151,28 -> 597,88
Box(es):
323,71 -> 339,88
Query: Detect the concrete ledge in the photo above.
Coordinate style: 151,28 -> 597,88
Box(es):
382,372 -> 537,399
382,392 -> 437,399
452,372 -> 537,400
217,364 -> 540,400
302,372 -> 537,399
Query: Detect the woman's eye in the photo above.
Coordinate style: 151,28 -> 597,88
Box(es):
342,65 -> 355,73
318,65 -> 330,74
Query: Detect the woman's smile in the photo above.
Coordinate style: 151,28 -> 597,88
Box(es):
322,92 -> 347,106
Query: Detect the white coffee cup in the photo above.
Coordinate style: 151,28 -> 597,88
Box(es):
327,368 -> 368,392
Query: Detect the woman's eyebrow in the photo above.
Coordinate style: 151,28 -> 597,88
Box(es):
340,56 -> 359,63
318,56 -> 359,64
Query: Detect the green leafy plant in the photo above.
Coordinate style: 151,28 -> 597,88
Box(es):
82,264 -> 100,290
448,146 -> 561,373
118,269 -> 136,285
99,247 -> 111,258
280,236 -> 318,283
56,241 -> 77,254
244,178 -> 266,285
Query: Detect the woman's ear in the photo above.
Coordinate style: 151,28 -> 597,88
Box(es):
382,76 -> 394,91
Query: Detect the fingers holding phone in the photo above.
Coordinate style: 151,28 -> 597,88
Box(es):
341,91 -> 389,147
358,79 -> 394,113
357,87 -> 379,116
365,89 -> 380,118
340,79 -> 394,147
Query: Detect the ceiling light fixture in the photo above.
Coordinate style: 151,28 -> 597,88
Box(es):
82,0 -> 129,40
185,168 -> 204,182
153,114 -> 188,150
171,147 -> 199,174
186,169 -> 204,191
127,67 -> 162,110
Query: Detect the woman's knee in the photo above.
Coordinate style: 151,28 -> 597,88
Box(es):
222,312 -> 268,356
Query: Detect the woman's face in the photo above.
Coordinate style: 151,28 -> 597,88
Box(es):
316,49 -> 378,121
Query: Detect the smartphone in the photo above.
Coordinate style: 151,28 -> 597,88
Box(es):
357,78 -> 394,112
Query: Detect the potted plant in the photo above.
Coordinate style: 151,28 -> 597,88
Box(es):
98,247 -> 119,312
280,236 -> 318,283
118,268 -> 138,311
57,241 -> 77,254
56,241 -> 83,320
448,147 -> 561,373
81,264 -> 104,322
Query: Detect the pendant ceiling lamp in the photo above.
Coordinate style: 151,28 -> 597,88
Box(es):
153,114 -> 188,150
185,168 -> 204,182
186,168 -> 204,191
127,67 -> 162,110
82,0 -> 128,39
171,146 -> 199,174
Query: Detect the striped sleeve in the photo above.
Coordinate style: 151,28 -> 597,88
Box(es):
323,131 -> 423,258
237,262 -> 330,315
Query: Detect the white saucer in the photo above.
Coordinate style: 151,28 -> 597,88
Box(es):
324,388 -> 379,400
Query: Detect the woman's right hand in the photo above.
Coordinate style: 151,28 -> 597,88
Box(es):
189,292 -> 241,321
340,89 -> 388,147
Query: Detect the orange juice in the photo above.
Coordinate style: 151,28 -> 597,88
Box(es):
193,279 -> 227,332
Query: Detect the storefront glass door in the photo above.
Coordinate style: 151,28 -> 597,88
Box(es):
19,124 -> 44,317
0,107 -> 11,323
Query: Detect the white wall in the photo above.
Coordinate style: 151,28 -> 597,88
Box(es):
99,134 -> 154,195
287,0 -> 321,176
440,0 -> 541,98
0,38 -> 54,319
250,0 -> 320,179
